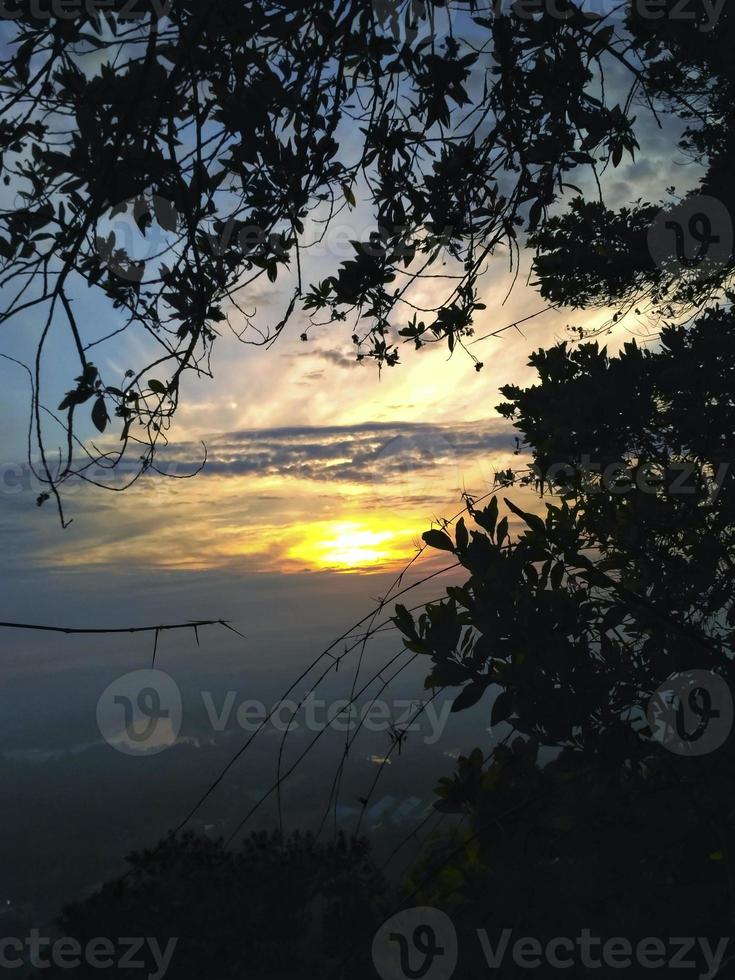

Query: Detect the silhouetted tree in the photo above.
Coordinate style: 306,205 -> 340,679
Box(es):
2,1 -> 731,519
395,309 -> 735,946
41,831 -> 385,979
370,5 -> 735,941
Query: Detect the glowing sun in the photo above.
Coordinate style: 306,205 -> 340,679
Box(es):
286,520 -> 412,571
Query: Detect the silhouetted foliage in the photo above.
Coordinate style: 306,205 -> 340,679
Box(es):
396,309 -> 735,936
405,747 -> 732,977
42,831 -> 385,979
361,5 -> 735,938
3,1 -> 732,519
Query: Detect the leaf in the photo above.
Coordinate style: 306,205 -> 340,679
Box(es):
342,183 -> 356,207
455,517 -> 468,552
451,681 -> 488,713
422,529 -> 455,553
491,690 -> 513,727
589,25 -> 614,59
473,496 -> 498,535
80,363 -> 99,386
135,206 -> 152,235
58,387 -> 94,410
153,196 -> 179,232
504,497 -> 545,534
148,379 -> 167,395
528,199 -> 543,232
91,396 -> 109,433
427,660 -> 468,689
550,562 -> 564,589
438,866 -> 464,892
393,603 -> 417,639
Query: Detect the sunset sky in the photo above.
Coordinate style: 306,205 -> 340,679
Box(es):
0,23 -> 696,689
1,262 -> 598,576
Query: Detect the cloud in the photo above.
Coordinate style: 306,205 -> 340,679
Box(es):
151,419 -> 516,486
307,349 -> 364,370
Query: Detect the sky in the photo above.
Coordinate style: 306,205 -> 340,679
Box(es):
0,1 -> 697,587
0,260 -> 599,575
0,2 -> 702,761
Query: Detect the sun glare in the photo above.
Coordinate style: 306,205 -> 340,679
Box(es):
286,520 -> 412,572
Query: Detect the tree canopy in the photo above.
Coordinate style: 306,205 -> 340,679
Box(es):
43,830 -> 385,978
391,307 -> 735,958
2,0 -> 733,520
